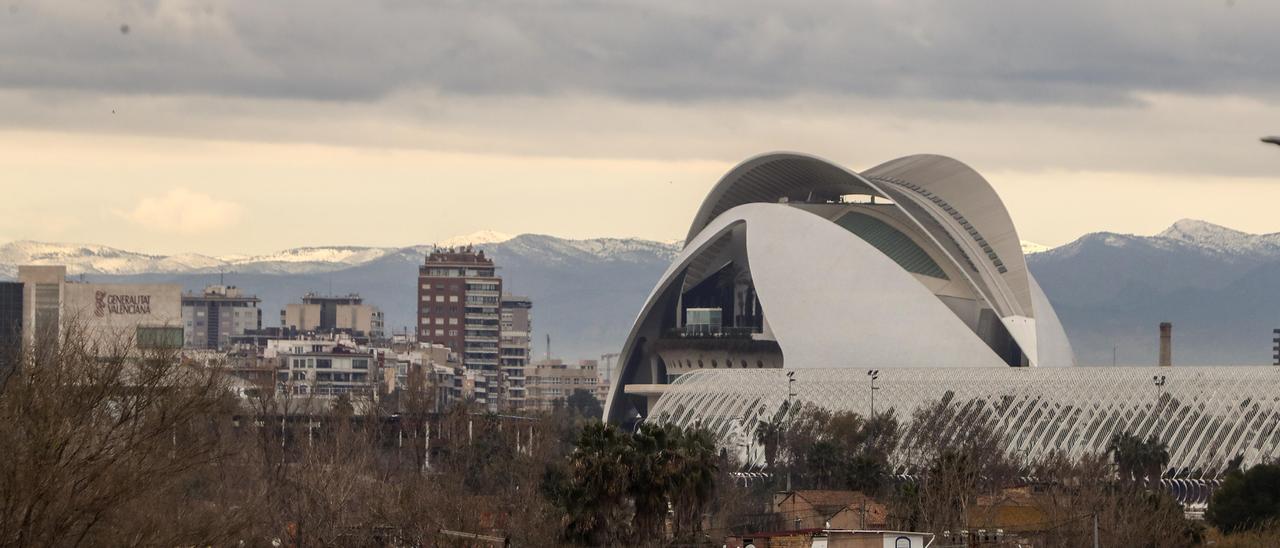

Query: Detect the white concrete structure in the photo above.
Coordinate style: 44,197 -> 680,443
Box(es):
650,367 -> 1280,477
606,152 -> 1074,424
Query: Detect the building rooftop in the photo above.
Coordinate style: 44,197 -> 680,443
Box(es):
423,246 -> 494,266
300,293 -> 363,304
183,285 -> 260,302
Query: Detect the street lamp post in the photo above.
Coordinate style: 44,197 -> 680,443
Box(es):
785,371 -> 796,491
1152,374 -> 1167,439
867,370 -> 880,418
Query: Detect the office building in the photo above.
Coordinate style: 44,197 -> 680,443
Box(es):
181,285 -> 261,350
0,281 -> 22,366
17,265 -> 183,351
282,293 -> 384,339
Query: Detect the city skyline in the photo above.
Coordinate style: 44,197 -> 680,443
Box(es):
3,1 -> 1280,255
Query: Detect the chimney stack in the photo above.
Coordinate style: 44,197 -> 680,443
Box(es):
1159,322 -> 1173,367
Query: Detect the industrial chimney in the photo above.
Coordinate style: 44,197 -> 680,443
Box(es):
1159,322 -> 1172,367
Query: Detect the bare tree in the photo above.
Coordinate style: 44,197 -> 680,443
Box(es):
0,321 -> 242,546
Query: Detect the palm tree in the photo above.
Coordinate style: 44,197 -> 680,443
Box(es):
629,423 -> 675,540
565,422 -> 632,545
754,419 -> 783,469
670,426 -> 719,540
1107,432 -> 1169,488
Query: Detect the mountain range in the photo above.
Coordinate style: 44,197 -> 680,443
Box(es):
1028,219 -> 1280,366
0,232 -> 678,361
3,220 -> 1279,365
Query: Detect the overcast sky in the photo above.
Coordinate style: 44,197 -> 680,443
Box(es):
2,0 -> 1279,255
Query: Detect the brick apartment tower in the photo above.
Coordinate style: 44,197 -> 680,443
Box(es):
418,247 -> 503,409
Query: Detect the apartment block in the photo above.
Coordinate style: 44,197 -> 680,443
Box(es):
272,339 -> 377,398
522,359 -> 604,412
500,295 -> 533,409
418,247 -> 503,409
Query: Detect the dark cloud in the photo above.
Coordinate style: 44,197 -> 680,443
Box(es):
0,0 -> 1277,104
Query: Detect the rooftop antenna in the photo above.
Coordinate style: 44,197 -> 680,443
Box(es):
546,333 -> 551,361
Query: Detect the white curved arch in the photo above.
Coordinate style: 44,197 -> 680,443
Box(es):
685,152 -> 872,245
607,151 -> 1078,423
1030,274 -> 1075,367
863,154 -> 1032,315
740,203 -> 1007,369
607,203 -> 1009,421
604,215 -> 747,422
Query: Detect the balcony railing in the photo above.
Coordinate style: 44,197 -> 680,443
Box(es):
663,326 -> 761,339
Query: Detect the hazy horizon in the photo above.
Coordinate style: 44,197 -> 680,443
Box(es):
1,216 -> 1276,259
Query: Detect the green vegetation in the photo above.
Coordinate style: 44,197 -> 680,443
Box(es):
777,404 -> 899,493
1207,463 -> 1280,534
1107,431 -> 1170,488
563,387 -> 603,420
545,421 -> 719,545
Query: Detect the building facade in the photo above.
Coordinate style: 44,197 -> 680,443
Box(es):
418,247 -> 503,409
281,293 -> 384,339
17,265 -> 183,351
377,343 -> 463,410
272,339 -> 377,398
523,359 -> 604,412
500,295 -> 533,409
0,281 -> 22,365
181,285 -> 261,350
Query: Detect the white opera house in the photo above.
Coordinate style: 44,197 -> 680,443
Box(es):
605,152 -> 1280,485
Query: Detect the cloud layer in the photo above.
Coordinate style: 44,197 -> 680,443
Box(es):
2,0 -> 1277,104
3,1 -> 1280,255
118,188 -> 243,234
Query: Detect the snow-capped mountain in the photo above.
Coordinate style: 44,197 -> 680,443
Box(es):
1028,219 -> 1280,366
435,230 -> 514,248
0,233 -> 681,361
232,246 -> 399,267
1041,219 -> 1280,262
7,220 -> 1280,365
0,240 -> 399,277
1156,219 -> 1280,256
0,241 -> 221,277
0,231 -> 659,278
1020,241 -> 1050,255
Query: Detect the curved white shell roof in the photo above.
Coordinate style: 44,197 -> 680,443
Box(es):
606,152 -> 1075,423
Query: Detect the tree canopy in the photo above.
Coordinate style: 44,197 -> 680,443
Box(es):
1207,463 -> 1280,534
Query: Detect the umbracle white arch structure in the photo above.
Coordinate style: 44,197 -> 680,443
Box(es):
648,367 -> 1280,477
